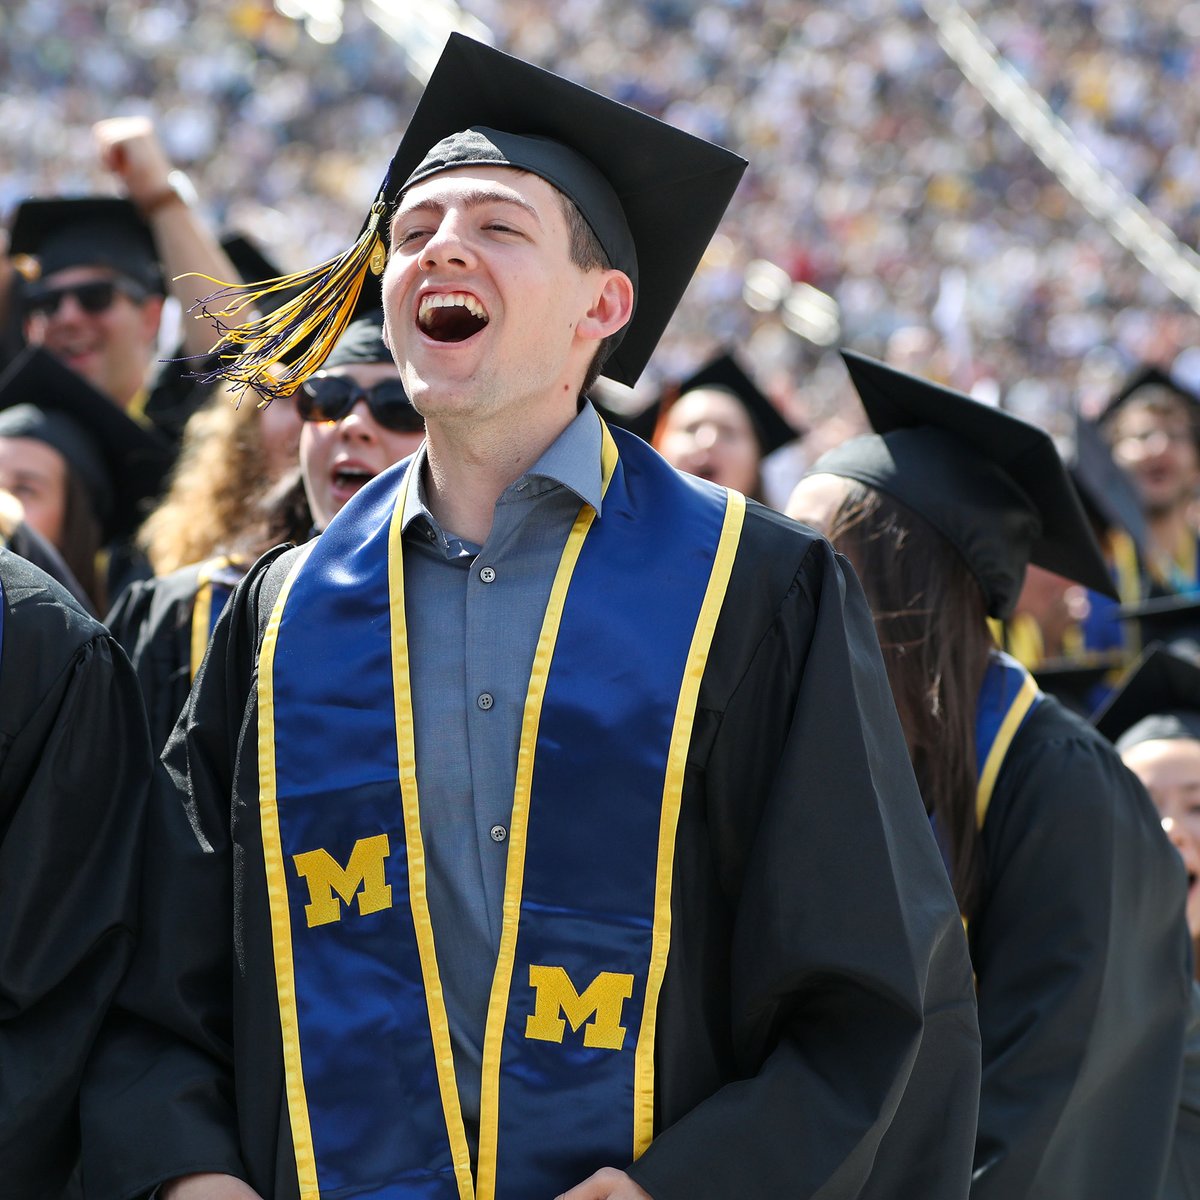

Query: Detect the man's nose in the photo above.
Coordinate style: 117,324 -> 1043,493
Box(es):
421,214 -> 474,271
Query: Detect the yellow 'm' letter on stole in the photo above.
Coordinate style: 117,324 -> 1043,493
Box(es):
525,965 -> 634,1051
292,834 -> 393,928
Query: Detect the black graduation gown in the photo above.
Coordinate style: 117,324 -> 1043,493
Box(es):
0,549 -> 153,1195
80,506 -> 982,1199
1165,985 -> 1200,1200
1,520 -> 95,616
969,694 -> 1191,1198
140,352 -> 217,450
107,560 -> 242,754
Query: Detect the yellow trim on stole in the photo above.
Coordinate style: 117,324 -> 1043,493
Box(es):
975,671 -> 1039,830
126,384 -> 153,428
632,489 -> 745,1159
386,467 -> 478,1200
474,426 -> 621,1200
256,539 -> 322,1198
190,555 -> 232,681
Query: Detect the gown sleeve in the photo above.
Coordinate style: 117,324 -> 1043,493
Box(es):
626,535 -> 982,1200
0,566 -> 153,1195
79,552 -> 288,1200
969,713 -> 1191,1199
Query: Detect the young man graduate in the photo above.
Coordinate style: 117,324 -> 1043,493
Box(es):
81,36 -> 981,1200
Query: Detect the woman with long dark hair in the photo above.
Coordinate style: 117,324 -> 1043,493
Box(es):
787,351 -> 1193,1199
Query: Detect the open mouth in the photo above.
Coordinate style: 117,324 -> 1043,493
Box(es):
418,292 -> 489,343
332,465 -> 376,491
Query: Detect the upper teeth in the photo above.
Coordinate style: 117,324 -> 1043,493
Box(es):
418,292 -> 488,325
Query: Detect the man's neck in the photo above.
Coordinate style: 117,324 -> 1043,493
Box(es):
1146,505 -> 1197,574
422,399 -> 580,546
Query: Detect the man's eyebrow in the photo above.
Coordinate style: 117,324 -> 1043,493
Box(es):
392,186 -> 543,229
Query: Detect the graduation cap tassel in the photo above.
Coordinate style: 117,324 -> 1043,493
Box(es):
188,199 -> 389,404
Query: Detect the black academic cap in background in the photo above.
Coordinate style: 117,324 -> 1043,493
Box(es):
324,309 -> 391,369
1068,412 -> 1149,558
1031,654 -> 1122,720
808,350 -> 1116,619
0,346 -> 171,539
1116,593 -> 1200,666
1096,363 -> 1200,429
667,351 -> 799,456
376,33 -> 747,386
274,255 -> 385,371
9,196 -> 163,294
1093,643 -> 1200,751
221,232 -> 283,288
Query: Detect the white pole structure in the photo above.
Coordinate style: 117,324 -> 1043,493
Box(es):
921,0 -> 1200,315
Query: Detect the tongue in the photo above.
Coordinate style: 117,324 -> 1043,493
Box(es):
422,305 -> 487,343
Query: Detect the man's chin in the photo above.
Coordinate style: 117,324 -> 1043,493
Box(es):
1141,495 -> 1184,519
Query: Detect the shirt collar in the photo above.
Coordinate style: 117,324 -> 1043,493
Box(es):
400,401 -> 605,538
515,399 -> 604,515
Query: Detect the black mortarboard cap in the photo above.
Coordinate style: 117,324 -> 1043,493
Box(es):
666,351 -> 799,456
376,34 -> 747,386
0,346 -> 171,540
220,231 -> 298,318
221,232 -> 283,288
1097,363 -> 1200,429
0,404 -> 111,527
1116,593 -> 1200,664
809,350 -> 1117,619
323,308 -> 392,369
197,34 -> 744,398
1094,644 -> 1200,751
1068,411 -> 1149,557
9,196 -> 163,294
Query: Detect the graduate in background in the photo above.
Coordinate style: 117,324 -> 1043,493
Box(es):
0,548 -> 153,1194
1099,365 -> 1200,597
1093,645 -> 1200,1200
109,310 -> 421,753
994,412 -> 1148,712
787,350 -> 1191,1200
0,345 -> 171,612
651,350 -> 801,505
81,35 -> 979,1200
5,117 -> 244,438
0,484 -> 94,611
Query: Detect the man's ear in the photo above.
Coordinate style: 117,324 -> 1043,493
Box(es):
577,269 -> 634,344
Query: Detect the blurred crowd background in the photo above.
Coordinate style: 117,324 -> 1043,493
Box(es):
5,0 -> 1200,442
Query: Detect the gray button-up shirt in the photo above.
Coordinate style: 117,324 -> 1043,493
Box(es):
400,402 -> 604,1148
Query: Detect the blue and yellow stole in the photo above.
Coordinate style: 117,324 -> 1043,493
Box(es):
257,424 -> 745,1200
975,650 -> 1042,830
189,556 -> 243,680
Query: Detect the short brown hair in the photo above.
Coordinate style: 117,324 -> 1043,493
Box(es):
556,191 -> 619,398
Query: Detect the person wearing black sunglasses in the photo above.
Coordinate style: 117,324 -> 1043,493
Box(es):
6,118 -> 244,449
298,311 -> 424,532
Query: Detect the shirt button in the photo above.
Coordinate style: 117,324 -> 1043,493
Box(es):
477,692 -> 494,711
490,824 -> 508,843
479,565 -> 497,583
